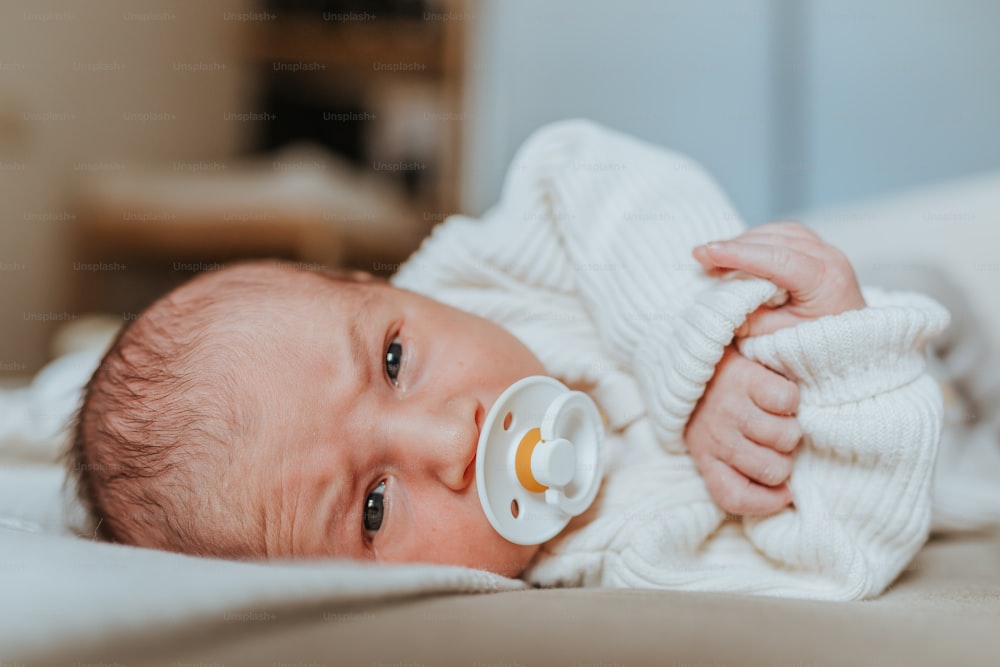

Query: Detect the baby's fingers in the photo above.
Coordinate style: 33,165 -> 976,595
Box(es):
701,457 -> 793,517
694,240 -> 825,299
743,413 -> 803,454
718,435 -> 795,487
737,306 -> 809,339
743,221 -> 822,243
748,367 -> 800,416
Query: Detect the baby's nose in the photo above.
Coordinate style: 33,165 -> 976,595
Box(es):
400,396 -> 481,491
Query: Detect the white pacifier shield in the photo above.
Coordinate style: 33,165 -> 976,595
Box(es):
475,375 -> 604,545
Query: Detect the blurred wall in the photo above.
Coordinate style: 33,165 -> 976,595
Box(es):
462,0 -> 779,223
801,0 -> 1000,210
461,0 -> 1000,222
0,0 -> 255,372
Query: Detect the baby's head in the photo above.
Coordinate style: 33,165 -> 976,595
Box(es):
69,261 -> 544,576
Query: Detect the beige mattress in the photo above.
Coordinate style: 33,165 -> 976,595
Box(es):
44,528 -> 1000,666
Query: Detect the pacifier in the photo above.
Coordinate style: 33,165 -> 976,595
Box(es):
475,376 -> 604,545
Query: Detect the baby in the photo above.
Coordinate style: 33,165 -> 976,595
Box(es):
69,120 -> 949,598
73,263 -> 546,575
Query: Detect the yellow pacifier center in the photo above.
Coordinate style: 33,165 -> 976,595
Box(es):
515,427 -> 547,493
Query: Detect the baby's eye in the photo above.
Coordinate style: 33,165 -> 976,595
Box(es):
363,480 -> 386,538
385,339 -> 403,385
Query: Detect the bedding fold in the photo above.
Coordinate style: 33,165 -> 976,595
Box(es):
0,527 -> 526,660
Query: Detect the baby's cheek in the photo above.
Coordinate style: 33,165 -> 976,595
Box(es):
412,504 -> 534,576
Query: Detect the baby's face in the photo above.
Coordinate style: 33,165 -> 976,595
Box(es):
227,273 -> 546,576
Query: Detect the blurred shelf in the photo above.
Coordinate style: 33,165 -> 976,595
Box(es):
69,148 -> 435,314
236,1 -> 470,216
74,149 -> 430,267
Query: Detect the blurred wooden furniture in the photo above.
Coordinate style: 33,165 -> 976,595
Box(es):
71,150 -> 425,315
70,0 -> 472,316
243,0 -> 470,217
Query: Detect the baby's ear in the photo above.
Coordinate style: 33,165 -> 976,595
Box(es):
307,265 -> 380,284
346,270 -> 377,283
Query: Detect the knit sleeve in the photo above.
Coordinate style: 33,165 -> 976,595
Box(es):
497,119 -> 779,438
729,287 -> 951,599
565,288 -> 952,600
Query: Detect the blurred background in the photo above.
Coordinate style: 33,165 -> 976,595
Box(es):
1,0 -> 999,374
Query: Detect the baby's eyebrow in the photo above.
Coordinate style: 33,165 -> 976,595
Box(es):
315,465 -> 358,558
345,287 -> 377,385
348,317 -> 371,385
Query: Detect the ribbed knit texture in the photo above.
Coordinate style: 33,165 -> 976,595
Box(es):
391,120 -> 950,600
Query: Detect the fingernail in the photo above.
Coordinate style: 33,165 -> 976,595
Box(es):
706,242 -> 722,251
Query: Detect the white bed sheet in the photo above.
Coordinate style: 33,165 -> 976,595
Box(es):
0,527 -> 523,660
800,169 -> 1000,341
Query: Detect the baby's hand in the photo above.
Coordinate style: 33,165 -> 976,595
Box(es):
685,345 -> 802,516
692,221 -> 866,337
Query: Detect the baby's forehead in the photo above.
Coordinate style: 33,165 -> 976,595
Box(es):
214,266 -> 387,336
165,266 -> 407,367
192,265 -> 370,308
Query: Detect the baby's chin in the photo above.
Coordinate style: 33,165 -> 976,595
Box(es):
497,542 -> 543,578
379,517 -> 541,578
447,544 -> 541,579
452,530 -> 543,578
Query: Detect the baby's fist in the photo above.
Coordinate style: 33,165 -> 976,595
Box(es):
685,345 -> 802,516
693,221 -> 866,337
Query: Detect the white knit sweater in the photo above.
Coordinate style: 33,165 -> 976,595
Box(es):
391,120 -> 950,601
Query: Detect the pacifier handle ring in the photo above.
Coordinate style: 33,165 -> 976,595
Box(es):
540,390 -> 604,516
